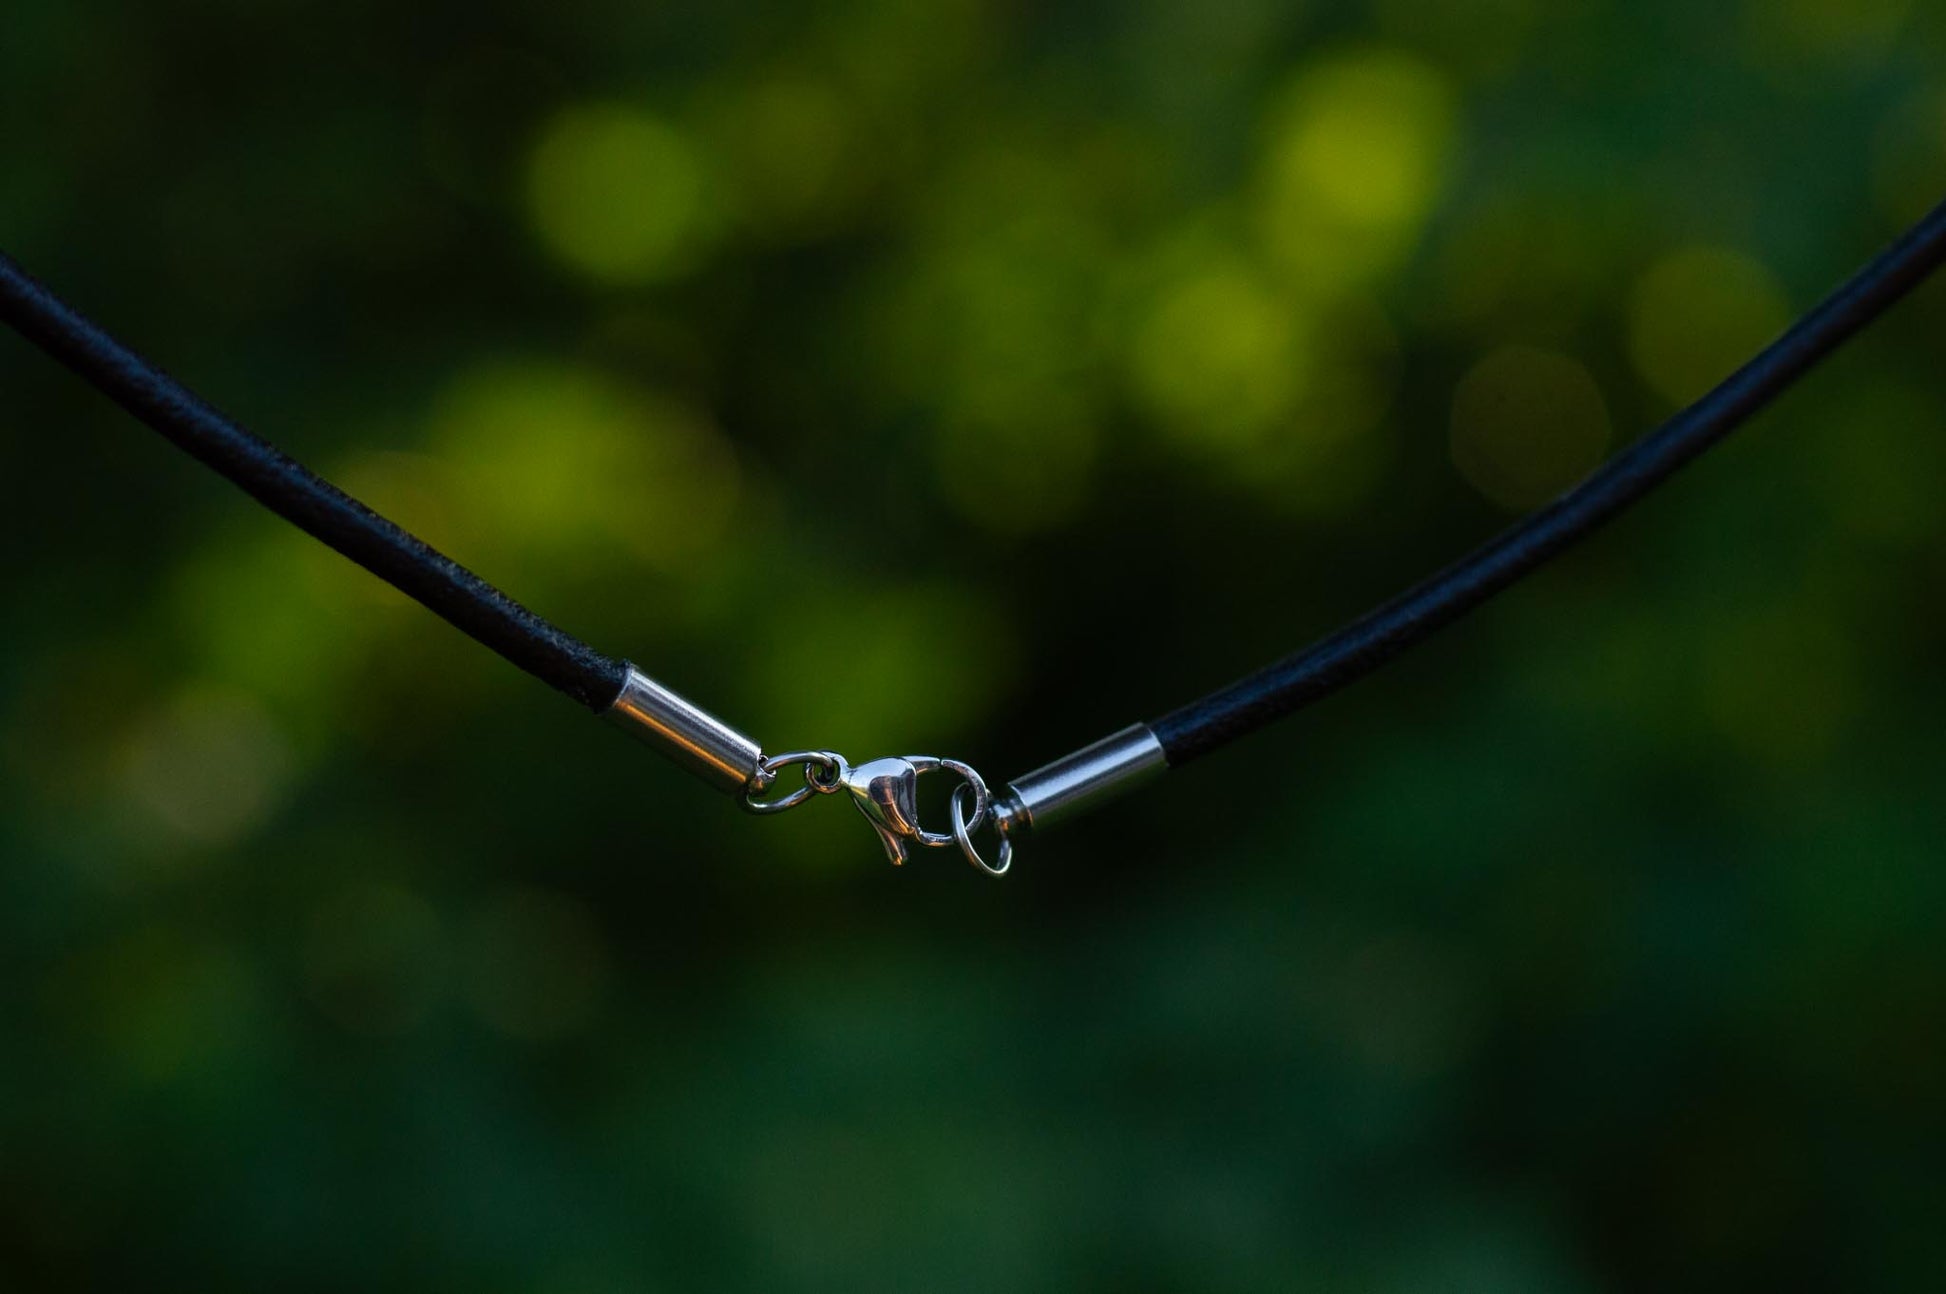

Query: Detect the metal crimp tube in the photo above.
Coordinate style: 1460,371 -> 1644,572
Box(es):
995,723 -> 1168,837
604,663 -> 765,793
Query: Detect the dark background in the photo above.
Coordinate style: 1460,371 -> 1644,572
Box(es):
4,0 -> 1946,1288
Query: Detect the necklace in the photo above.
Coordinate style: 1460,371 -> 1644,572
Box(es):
4,200 -> 1944,876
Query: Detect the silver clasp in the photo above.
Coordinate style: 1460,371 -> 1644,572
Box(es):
839,755 -> 985,865
741,750 -> 1011,875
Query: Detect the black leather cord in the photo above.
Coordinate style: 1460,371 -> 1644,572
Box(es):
7,194 -> 1944,772
1152,198 -> 1946,765
0,252 -> 629,712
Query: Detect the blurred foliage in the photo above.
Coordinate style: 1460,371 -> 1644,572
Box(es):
3,0 -> 1946,1288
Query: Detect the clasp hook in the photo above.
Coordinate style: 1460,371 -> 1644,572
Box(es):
838,756 -> 988,865
741,749 -> 1006,874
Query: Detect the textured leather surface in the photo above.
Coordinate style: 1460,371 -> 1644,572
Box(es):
0,252 -> 628,712
1152,198 -> 1946,765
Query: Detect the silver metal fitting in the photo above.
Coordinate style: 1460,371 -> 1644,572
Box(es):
604,663 -> 764,793
996,723 -> 1168,836
739,749 -> 1008,875
604,662 -> 1163,878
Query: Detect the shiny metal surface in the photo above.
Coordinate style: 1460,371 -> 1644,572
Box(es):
736,744 -> 1002,872
951,783 -> 1012,876
837,755 -> 990,865
1000,723 -> 1168,833
741,749 -> 846,814
604,663 -> 765,793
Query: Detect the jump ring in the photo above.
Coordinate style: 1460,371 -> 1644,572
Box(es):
911,758 -> 988,848
951,783 -> 1013,876
742,750 -> 848,815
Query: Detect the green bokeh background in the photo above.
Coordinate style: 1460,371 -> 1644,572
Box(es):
5,0 -> 1946,1288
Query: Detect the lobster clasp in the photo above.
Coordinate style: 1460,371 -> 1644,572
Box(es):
842,755 -> 995,867
741,749 -> 1008,875
841,757 -> 929,864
